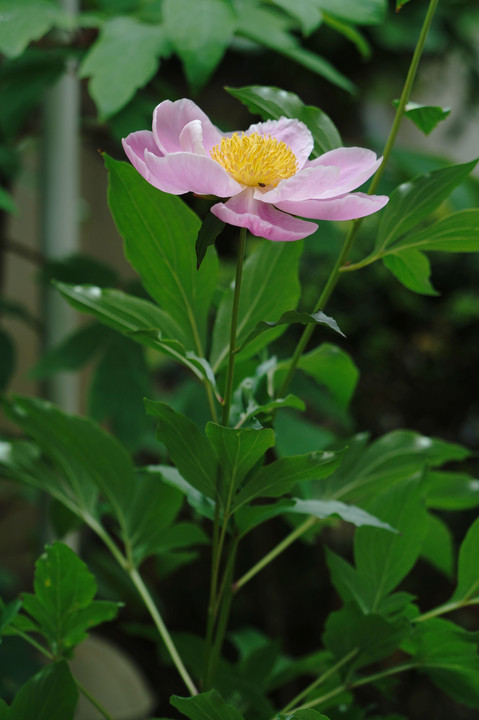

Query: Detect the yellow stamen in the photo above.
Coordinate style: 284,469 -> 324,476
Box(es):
210,132 -> 298,188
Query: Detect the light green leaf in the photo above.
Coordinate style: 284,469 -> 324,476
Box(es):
392,209 -> 479,253
171,689 -> 245,720
237,310 -> 344,354
383,248 -> 439,296
105,155 -> 218,353
6,661 -> 78,720
211,241 -> 302,372
79,17 -> 170,117
20,543 -> 118,656
451,517 -> 479,603
269,0 -> 323,35
354,477 -> 429,610
226,85 -> 342,156
205,424 -> 275,500
421,513 -> 454,578
289,498 -> 396,531
144,401 -> 219,502
0,0 -> 63,57
30,323 -> 105,379
426,470 -> 479,511
375,159 -> 478,252
393,100 -> 450,135
232,450 -> 341,511
163,0 -> 236,91
296,343 -> 359,408
316,0 -> 386,25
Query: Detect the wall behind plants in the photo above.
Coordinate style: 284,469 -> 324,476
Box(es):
1,1 -> 479,719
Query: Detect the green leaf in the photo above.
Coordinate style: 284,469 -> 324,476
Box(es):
226,85 -> 342,156
143,465 -> 215,520
0,0 -> 63,57
196,213 -> 225,270
79,17 -> 170,117
396,0 -> 411,9
383,249 -> 439,296
353,477 -> 429,610
144,400 -> 219,502
210,241 -> 302,372
205,424 -> 275,501
451,517 -> 479,603
171,689 -> 245,720
421,513 -> 454,578
232,450 -> 341,511
426,470 -> 479,511
323,602 -> 410,670
405,619 -> 479,709
20,543 -> 118,656
295,343 -> 359,408
269,0 -> 323,35
316,0 -> 386,25
163,0 -> 236,91
393,100 -> 450,135
236,7 -> 354,94
0,327 -> 15,391
29,323 -> 105,379
375,159 -> 478,252
235,394 -> 305,428
0,186 -> 16,213
0,598 -> 22,638
392,209 -> 479,253
237,309 -> 344,354
6,661 -> 78,720
54,284 -> 219,396
283,711 -> 330,720
105,155 -> 218,353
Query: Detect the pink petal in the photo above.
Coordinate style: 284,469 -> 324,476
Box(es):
211,189 -> 317,242
254,164 -> 340,204
153,99 -> 223,155
143,150 -> 243,196
179,120 -> 208,155
305,147 -> 382,198
246,117 -> 313,169
122,130 -> 162,182
275,191 -> 389,221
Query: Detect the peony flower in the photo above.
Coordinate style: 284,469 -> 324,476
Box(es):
122,99 -> 388,242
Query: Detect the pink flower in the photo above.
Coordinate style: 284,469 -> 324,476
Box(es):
122,99 -> 388,242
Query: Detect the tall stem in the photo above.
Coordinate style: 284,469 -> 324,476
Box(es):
278,0 -> 439,398
221,227 -> 247,426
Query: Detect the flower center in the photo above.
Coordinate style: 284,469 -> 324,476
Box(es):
210,132 -> 298,188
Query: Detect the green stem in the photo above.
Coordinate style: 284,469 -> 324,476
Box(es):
221,227 -> 247,426
11,627 -> 53,660
415,596 -> 479,623
128,568 -> 198,695
75,680 -> 115,720
233,516 -> 318,592
279,648 -> 358,714
278,0 -> 439,398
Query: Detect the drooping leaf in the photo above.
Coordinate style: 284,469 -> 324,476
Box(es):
105,155 -> 218,352
232,450 -> 341,511
79,17 -> 170,117
144,400 -> 219,502
451,517 -> 479,604
226,85 -> 342,156
211,241 -> 302,372
237,309 -> 344,354
171,689 -> 245,720
20,543 -> 119,657
6,661 -> 78,720
393,100 -> 450,135
421,513 -> 454,578
383,248 -> 439,296
163,0 -> 236,91
196,213 -> 225,270
375,159 -> 478,252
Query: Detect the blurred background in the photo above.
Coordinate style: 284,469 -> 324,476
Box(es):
1,0 -> 479,718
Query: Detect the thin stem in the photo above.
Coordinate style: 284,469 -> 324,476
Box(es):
233,516 -> 318,592
415,596 -> 479,623
221,227 -> 247,426
277,0 -> 439,399
75,680 -> 115,720
11,627 -> 53,660
279,648 -> 359,714
129,568 -> 198,696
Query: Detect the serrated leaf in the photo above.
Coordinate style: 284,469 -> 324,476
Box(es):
375,159 -> 478,252
163,0 -> 236,91
20,543 -> 118,656
383,248 -> 439,296
451,517 -> 479,603
79,17 -> 170,117
237,310 -> 344,354
196,213 -> 225,270
6,661 -> 78,720
393,100 -> 450,135
105,155 -> 218,353
226,85 -> 342,156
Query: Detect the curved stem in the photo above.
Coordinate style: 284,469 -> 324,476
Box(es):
75,680 -> 115,720
221,227 -> 247,426
233,516 -> 318,592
